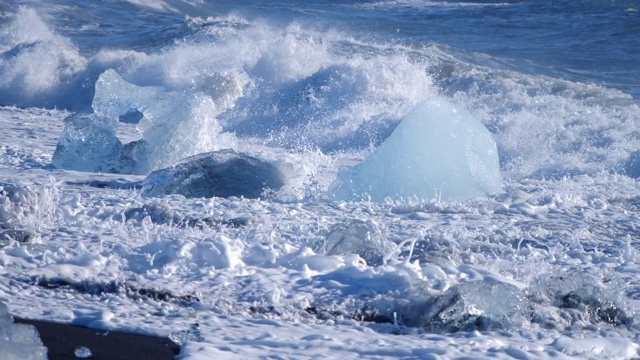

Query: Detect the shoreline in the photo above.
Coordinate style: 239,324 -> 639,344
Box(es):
14,317 -> 180,360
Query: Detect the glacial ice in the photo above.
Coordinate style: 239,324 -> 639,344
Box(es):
52,69 -> 233,174
0,301 -> 48,360
320,219 -> 395,265
169,323 -> 205,346
330,97 -> 502,201
93,69 -> 229,173
123,203 -> 180,225
141,149 -> 285,199
416,281 -> 528,332
74,346 -> 92,358
52,113 -> 134,173
529,270 -> 635,327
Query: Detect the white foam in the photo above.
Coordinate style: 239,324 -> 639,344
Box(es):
443,64 -> 640,180
0,7 -> 86,108
106,20 -> 434,152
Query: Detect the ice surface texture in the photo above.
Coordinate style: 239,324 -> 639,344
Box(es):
52,69 -> 233,174
52,113 -> 135,173
418,281 -> 528,332
331,97 -> 502,201
529,270 -> 636,328
0,301 -> 48,360
397,270 -> 636,333
74,346 -> 92,358
141,149 -> 285,199
168,323 -> 205,346
320,219 -> 395,266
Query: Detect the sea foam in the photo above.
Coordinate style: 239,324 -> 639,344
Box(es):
0,7 -> 86,108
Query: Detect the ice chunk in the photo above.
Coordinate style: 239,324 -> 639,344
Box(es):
10,324 -> 43,346
123,202 -> 180,225
169,323 -> 205,346
0,301 -> 12,338
141,149 -> 285,199
330,97 -> 502,201
320,219 -> 394,265
0,301 -> 48,360
418,281 -> 528,332
0,339 -> 48,360
52,69 -> 235,174
51,113 -> 134,173
92,69 -> 231,173
530,270 -> 634,327
74,346 -> 92,358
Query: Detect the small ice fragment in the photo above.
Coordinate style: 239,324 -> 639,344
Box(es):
0,301 -> 48,359
10,324 -> 43,346
52,113 -> 134,174
322,219 -> 394,265
0,300 -> 12,326
419,281 -> 528,332
0,338 -> 48,360
74,346 -> 92,358
168,323 -> 205,346
123,202 -> 179,225
191,323 -> 205,342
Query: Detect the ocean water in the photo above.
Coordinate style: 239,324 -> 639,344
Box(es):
1,0 -> 640,358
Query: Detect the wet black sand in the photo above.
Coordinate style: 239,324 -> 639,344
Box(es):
15,317 -> 180,360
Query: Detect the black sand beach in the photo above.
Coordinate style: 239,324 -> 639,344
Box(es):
15,318 -> 180,360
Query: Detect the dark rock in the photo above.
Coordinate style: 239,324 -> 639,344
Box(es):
141,149 -> 285,199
